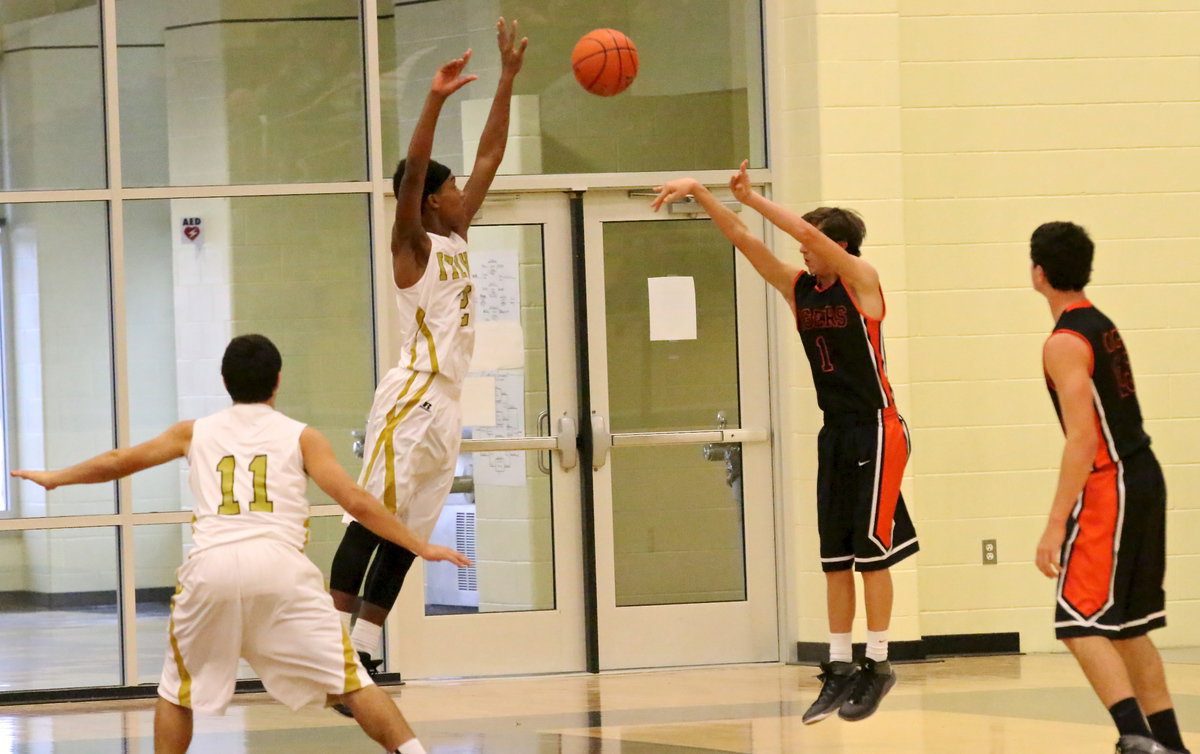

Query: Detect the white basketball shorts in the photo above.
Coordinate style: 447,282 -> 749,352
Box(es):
157,538 -> 370,715
351,368 -> 462,541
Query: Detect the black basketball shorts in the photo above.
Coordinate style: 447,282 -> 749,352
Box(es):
1055,448 -> 1167,640
817,407 -> 919,573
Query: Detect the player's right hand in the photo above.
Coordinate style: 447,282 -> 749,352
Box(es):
1034,521 -> 1065,579
650,178 -> 698,211
421,544 -> 474,568
10,469 -> 59,490
431,50 -> 477,98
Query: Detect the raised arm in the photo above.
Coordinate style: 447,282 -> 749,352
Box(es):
651,177 -> 801,298
299,428 -> 471,566
459,17 -> 528,232
1035,333 -> 1100,579
728,160 -> 880,298
392,51 -> 477,289
10,421 -> 193,490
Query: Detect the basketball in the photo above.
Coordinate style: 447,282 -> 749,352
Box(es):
571,28 -> 638,96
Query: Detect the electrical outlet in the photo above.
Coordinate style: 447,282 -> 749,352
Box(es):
982,539 -> 998,565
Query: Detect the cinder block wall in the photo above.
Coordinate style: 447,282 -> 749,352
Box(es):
769,0 -> 1200,654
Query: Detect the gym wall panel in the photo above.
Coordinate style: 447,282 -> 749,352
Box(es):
900,58 -> 1200,108
899,12 -> 1200,61
913,470 -> 1059,523
898,1 -> 1200,654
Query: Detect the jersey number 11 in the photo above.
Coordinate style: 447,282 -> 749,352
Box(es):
216,455 -> 274,515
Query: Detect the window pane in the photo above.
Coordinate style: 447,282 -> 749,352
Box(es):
134,523 -> 187,683
423,222 -> 555,615
0,2 -> 106,191
612,444 -> 746,607
603,219 -> 741,433
123,195 -> 375,512
0,527 -> 121,690
116,0 -> 369,187
1,202 -> 115,518
379,0 -> 765,176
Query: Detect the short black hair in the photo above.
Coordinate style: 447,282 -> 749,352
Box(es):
221,334 -> 281,403
392,158 -> 452,202
803,207 -> 866,256
1030,221 -> 1093,291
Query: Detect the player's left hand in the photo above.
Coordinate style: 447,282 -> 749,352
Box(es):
1035,521 -> 1066,578
497,17 -> 527,76
10,469 -> 59,490
421,544 -> 474,568
650,178 -> 699,211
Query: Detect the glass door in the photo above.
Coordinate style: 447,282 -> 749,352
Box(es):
387,186 -> 779,678
387,193 -> 587,678
584,190 -> 778,669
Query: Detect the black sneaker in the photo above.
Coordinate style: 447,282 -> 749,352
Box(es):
358,651 -> 385,680
1117,736 -> 1169,754
838,657 -> 896,722
802,661 -> 858,725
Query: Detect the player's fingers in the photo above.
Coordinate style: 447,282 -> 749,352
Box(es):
739,158 -> 749,172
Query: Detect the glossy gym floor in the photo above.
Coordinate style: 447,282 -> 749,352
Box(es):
3,651 -> 1198,753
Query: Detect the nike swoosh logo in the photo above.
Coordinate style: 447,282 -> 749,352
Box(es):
857,459 -> 871,466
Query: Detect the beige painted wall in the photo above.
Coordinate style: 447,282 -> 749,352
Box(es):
768,0 -> 1200,654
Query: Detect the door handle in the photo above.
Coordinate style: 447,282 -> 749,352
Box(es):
350,430 -> 365,460
591,412 -> 611,470
556,414 -> 578,471
537,410 -> 551,474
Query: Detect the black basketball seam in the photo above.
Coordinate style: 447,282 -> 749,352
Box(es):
585,44 -> 609,92
608,29 -> 624,93
573,46 -> 635,66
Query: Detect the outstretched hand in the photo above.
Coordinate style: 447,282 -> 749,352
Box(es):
497,17 -> 527,76
729,159 -> 753,203
421,543 -> 474,568
650,178 -> 699,211
10,469 -> 58,490
431,50 -> 477,98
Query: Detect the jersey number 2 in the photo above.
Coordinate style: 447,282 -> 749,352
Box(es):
216,455 -> 273,515
815,336 -> 835,373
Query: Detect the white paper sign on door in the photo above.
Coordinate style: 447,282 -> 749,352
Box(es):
647,276 -> 697,341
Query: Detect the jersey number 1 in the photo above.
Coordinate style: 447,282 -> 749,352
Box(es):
216,455 -> 273,515
815,336 -> 835,373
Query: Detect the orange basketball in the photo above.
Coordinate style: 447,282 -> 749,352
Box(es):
572,28 -> 638,97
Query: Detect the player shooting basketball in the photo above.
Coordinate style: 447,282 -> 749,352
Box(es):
652,162 -> 918,724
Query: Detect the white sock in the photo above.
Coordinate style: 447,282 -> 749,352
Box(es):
395,738 -> 427,754
338,611 -> 353,636
829,632 -> 853,664
351,619 -> 383,658
866,629 -> 888,662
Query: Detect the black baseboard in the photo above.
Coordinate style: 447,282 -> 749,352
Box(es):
0,587 -> 176,611
0,674 -> 406,707
795,632 -> 1020,665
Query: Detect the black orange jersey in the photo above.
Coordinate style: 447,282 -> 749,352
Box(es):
1045,301 -> 1151,466
793,272 -> 895,415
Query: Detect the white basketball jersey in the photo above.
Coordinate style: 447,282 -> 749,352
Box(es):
187,403 -> 310,555
394,232 -> 476,388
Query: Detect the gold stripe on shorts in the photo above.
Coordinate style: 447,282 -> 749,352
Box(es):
340,626 -> 364,694
168,582 -> 192,708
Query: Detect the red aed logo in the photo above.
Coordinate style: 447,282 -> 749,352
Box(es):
181,217 -> 202,243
